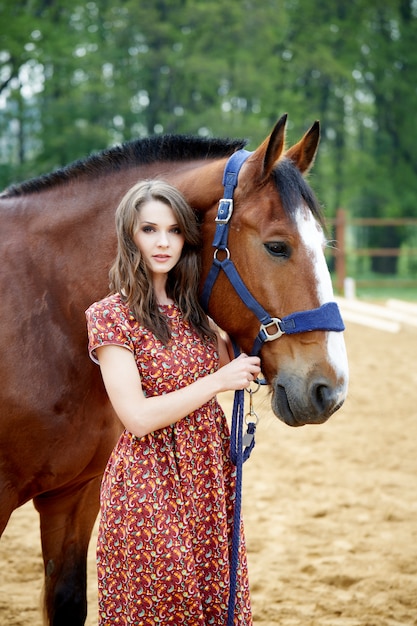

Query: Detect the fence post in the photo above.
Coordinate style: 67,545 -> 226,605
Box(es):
335,208 -> 346,294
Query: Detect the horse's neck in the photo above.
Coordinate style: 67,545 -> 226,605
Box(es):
167,159 -> 227,217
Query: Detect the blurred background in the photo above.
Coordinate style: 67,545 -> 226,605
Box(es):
1,0 -> 416,298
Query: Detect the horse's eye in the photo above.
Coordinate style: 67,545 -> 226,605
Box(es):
264,242 -> 290,258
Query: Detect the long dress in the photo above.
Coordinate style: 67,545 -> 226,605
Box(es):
85,293 -> 252,626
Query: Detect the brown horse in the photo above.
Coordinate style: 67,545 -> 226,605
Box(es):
0,114 -> 348,625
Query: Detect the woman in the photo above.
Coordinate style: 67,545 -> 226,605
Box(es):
86,179 -> 260,625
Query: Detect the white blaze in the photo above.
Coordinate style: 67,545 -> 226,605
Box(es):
295,207 -> 349,387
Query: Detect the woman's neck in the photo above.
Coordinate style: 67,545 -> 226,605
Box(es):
153,276 -> 173,306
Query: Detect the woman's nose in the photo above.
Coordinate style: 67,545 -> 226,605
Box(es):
157,231 -> 169,246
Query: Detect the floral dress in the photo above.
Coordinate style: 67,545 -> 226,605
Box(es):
85,293 -> 252,625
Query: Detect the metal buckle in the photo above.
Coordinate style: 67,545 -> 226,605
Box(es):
260,318 -> 284,342
215,199 -> 234,224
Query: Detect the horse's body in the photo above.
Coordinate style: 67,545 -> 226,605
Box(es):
0,115 -> 348,625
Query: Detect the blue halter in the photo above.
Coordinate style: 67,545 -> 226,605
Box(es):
200,148 -> 345,356
201,149 -> 346,626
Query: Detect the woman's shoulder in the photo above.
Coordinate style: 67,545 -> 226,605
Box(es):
87,292 -> 126,315
85,293 -> 138,332
85,293 -> 137,363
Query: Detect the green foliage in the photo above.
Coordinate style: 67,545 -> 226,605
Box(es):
1,0 -> 417,253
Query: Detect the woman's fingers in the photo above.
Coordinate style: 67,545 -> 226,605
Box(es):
218,353 -> 261,391
237,355 -> 261,387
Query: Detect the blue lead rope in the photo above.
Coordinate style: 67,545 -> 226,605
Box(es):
227,336 -> 258,625
227,388 -> 245,625
227,387 -> 258,625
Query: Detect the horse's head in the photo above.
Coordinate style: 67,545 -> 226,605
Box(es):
201,114 -> 349,427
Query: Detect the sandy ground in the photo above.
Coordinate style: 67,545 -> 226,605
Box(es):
1,313 -> 416,625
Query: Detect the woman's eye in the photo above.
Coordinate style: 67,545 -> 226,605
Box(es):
264,242 -> 290,258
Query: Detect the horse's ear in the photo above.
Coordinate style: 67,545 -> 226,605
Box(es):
248,114 -> 288,181
285,121 -> 320,174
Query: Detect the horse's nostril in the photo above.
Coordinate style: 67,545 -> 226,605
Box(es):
312,382 -> 332,412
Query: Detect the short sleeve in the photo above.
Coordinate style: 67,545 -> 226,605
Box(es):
85,295 -> 135,364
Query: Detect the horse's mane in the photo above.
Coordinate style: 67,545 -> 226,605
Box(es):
2,133 -> 324,227
2,134 -> 247,198
274,158 -> 325,228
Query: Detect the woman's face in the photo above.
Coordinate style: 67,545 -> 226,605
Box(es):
133,199 -> 185,278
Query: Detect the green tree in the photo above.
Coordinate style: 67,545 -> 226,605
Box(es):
1,0 -> 417,279
351,1 -> 417,271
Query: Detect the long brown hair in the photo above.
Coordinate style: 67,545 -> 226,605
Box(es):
109,179 -> 215,345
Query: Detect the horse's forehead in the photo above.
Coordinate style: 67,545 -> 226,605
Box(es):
237,185 -> 311,234
236,182 -> 285,223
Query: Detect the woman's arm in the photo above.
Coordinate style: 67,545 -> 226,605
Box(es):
96,345 -> 260,438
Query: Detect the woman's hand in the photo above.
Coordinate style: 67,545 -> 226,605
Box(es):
215,353 -> 261,392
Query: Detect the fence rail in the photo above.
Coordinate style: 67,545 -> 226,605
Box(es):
327,209 -> 417,293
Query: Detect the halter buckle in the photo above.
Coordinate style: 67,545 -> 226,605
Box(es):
260,318 -> 284,342
215,199 -> 234,223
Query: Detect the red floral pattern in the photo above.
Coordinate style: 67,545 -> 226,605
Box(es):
86,294 -> 252,625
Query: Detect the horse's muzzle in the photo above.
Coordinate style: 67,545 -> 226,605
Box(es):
272,372 -> 347,427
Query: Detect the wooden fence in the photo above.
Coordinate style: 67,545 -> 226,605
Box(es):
327,209 -> 417,294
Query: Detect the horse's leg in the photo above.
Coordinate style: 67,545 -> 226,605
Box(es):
33,476 -> 101,626
0,485 -> 18,536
